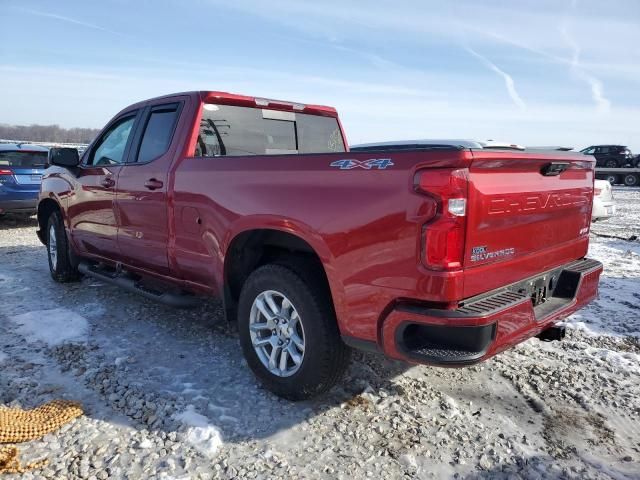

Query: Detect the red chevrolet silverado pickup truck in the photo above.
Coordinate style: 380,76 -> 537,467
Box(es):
38,91 -> 602,399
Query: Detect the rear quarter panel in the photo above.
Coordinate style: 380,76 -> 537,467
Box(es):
39,168 -> 76,221
171,150 -> 470,340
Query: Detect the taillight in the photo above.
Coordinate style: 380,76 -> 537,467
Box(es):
415,168 -> 469,271
594,187 -> 602,196
0,169 -> 12,184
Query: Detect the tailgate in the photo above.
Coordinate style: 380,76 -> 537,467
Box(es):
464,151 -> 594,292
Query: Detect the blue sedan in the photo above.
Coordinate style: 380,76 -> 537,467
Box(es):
0,143 -> 48,215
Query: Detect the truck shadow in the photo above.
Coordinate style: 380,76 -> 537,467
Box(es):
0,244 -> 411,444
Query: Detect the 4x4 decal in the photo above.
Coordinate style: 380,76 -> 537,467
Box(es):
330,158 -> 394,170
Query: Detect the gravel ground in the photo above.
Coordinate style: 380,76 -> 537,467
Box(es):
1,187 -> 639,480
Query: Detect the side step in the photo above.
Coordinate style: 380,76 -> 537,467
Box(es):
78,262 -> 200,308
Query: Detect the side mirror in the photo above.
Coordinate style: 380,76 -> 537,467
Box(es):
49,147 -> 80,168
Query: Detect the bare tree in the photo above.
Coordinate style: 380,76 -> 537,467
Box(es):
0,124 -> 100,144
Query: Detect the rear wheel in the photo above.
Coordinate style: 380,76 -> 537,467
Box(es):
623,174 -> 639,187
47,211 -> 80,283
238,263 -> 350,400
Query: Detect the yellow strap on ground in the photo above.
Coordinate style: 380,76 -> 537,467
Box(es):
0,446 -> 48,474
0,400 -> 83,474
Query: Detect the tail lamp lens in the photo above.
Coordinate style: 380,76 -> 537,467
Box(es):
415,168 -> 469,271
0,169 -> 12,183
448,198 -> 467,216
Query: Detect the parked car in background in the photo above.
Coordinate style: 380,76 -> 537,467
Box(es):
350,139 -> 528,152
580,145 -> 634,168
479,139 -> 525,150
0,143 -> 48,215
591,179 -> 616,222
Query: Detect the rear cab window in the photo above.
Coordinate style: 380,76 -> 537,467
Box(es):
195,104 -> 345,157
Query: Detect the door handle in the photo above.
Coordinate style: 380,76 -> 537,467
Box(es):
101,177 -> 115,188
144,178 -> 164,190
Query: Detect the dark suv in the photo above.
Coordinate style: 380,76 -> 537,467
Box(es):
580,145 -> 634,168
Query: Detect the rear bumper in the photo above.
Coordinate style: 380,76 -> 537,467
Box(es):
0,197 -> 38,214
379,258 -> 602,366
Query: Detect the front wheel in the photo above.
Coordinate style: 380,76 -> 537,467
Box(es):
238,263 -> 350,400
47,211 -> 80,283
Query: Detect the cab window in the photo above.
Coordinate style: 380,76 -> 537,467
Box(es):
195,104 -> 345,157
136,104 -> 180,163
88,115 -> 136,166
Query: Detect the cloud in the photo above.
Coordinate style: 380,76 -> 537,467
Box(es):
17,8 -> 127,37
560,24 -> 611,114
467,16 -> 612,114
464,47 -> 526,110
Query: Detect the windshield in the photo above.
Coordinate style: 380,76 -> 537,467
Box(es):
196,104 -> 345,157
0,150 -> 48,168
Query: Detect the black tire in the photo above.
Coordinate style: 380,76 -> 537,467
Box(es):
604,159 -> 618,168
47,211 -> 81,283
624,174 -> 639,187
238,263 -> 350,400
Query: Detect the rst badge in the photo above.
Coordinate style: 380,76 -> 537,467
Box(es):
330,158 -> 394,170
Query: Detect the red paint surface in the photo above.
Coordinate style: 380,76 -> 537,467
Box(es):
39,91 -> 601,364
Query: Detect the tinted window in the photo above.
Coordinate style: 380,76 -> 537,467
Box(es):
88,116 -> 136,166
0,151 -> 48,168
297,114 -> 345,154
137,105 -> 180,163
196,104 -> 345,157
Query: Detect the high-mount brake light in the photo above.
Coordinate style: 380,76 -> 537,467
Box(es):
415,168 -> 469,271
254,98 -> 307,111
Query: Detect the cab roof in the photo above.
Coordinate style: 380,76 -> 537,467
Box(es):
129,91 -> 339,118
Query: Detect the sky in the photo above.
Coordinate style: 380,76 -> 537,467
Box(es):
1,0 -> 639,150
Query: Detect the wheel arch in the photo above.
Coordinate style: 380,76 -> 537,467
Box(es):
36,198 -> 63,245
222,228 -> 344,330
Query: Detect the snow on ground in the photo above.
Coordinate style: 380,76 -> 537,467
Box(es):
174,405 -> 224,458
0,187 -> 638,479
11,308 -> 89,346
